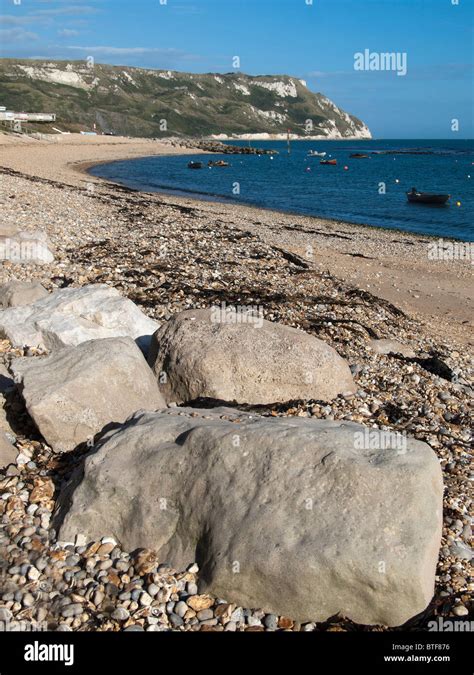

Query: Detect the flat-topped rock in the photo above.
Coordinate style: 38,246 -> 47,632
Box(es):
148,308 -> 356,404
12,337 -> 166,453
0,284 -> 159,353
56,407 -> 443,626
0,280 -> 48,308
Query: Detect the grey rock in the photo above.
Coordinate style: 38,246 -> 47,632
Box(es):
12,337 -> 165,453
0,284 -> 159,353
111,607 -> 130,621
0,431 -> 16,470
264,614 -> 279,630
57,406 -> 443,627
0,280 -> 48,309
148,308 -> 355,404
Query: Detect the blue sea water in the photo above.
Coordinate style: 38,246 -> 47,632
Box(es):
89,139 -> 474,241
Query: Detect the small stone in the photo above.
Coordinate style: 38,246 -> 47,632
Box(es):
97,542 -> 115,556
140,592 -> 152,607
174,601 -> 188,618
264,614 -> 278,630
27,566 -> 41,581
134,549 -> 157,575
187,563 -> 199,574
278,616 -> 294,629
23,593 -> 35,608
453,605 -> 469,617
224,621 -> 237,632
187,594 -> 214,612
75,534 -> 87,548
111,607 -> 130,621
147,583 -> 159,597
124,625 -> 144,632
169,613 -> 184,628
186,582 -> 198,596
196,609 -> 214,621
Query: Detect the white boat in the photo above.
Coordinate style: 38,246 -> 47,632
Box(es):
307,150 -> 327,157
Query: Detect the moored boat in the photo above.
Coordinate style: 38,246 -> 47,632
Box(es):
187,161 -> 203,169
320,159 -> 337,165
208,160 -> 230,167
308,150 -> 327,157
350,153 -> 369,158
406,188 -> 450,205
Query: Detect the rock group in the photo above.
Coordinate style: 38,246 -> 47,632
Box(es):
0,282 -> 445,627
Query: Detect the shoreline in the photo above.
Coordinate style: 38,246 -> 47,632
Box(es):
86,157 -> 469,244
1,132 -> 473,347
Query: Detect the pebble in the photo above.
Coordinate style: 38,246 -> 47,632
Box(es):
264,614 -> 279,630
111,607 -> 130,621
453,605 -> 469,617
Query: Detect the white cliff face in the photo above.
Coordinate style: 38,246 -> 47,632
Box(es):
253,79 -> 299,98
233,82 -> 251,95
16,64 -> 93,89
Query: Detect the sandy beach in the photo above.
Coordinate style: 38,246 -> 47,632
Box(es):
0,133 -> 471,347
0,132 -> 472,632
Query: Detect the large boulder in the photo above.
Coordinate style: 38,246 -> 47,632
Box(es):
0,280 -> 48,308
148,308 -> 356,404
12,337 -> 165,453
0,284 -> 159,353
56,407 -> 443,626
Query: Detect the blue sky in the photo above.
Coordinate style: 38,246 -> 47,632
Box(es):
0,0 -> 472,138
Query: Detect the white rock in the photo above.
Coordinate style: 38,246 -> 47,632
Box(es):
0,284 -> 159,353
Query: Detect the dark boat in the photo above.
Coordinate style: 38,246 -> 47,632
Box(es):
350,153 -> 369,158
187,161 -> 203,169
320,159 -> 337,165
406,188 -> 450,205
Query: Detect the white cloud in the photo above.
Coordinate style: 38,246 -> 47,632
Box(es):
0,28 -> 39,43
35,5 -> 99,16
67,45 -> 187,56
58,29 -> 80,37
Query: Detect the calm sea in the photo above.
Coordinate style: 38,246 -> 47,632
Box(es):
89,139 -> 474,241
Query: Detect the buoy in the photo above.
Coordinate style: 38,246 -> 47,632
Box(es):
395,179 -> 400,183
456,201 -> 461,207
305,167 -> 311,172
344,166 -> 349,170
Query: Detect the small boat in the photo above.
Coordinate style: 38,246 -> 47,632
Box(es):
406,189 -> 450,205
208,160 -> 230,167
187,161 -> 203,169
350,153 -> 369,158
320,159 -> 337,165
308,150 -> 326,157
